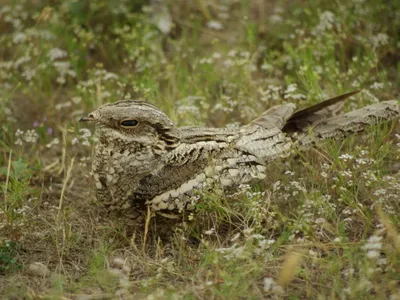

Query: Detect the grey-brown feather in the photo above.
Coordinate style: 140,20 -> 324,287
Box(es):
84,92 -> 399,218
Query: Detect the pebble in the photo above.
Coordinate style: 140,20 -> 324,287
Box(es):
28,262 -> 50,277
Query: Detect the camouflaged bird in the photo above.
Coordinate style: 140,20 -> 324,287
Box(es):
80,91 -> 399,220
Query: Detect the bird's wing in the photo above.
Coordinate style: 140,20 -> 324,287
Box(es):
135,130 -> 236,206
246,103 -> 297,130
178,126 -> 239,142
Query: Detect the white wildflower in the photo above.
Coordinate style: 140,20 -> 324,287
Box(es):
284,84 -> 305,100
370,33 -> 389,49
206,20 -> 224,31
23,129 -> 39,143
338,153 -> 354,161
364,235 -> 383,259
46,138 -> 59,148
263,277 -> 275,292
204,228 -> 215,235
15,129 -> 24,136
79,128 -> 92,138
22,69 -> 36,81
13,32 -> 26,43
314,11 -> 336,35
104,72 -> 119,81
48,48 -> 68,61
71,96 -> 82,104
55,102 -> 72,110
366,250 -> 379,259
370,82 -> 384,90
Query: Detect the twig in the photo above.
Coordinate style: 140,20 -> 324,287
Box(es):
58,157 -> 75,212
143,205 -> 152,252
4,150 -> 12,210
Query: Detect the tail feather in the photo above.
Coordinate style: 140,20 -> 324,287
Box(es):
246,90 -> 399,147
296,100 -> 400,145
283,90 -> 360,133
248,90 -> 360,131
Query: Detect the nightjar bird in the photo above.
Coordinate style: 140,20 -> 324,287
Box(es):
80,91 -> 399,220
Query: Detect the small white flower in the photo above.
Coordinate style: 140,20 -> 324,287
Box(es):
263,277 -> 275,292
104,72 -> 118,81
48,48 -> 68,61
13,32 -> 26,43
367,235 -> 382,243
370,33 -> 389,48
370,82 -> 384,90
71,96 -> 82,104
204,228 -> 215,235
366,250 -> 379,259
46,138 -> 59,148
24,129 -> 39,143
206,20 -> 224,31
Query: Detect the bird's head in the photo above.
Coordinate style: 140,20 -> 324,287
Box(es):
80,100 -> 180,149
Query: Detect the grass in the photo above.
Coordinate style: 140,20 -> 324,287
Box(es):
0,0 -> 399,298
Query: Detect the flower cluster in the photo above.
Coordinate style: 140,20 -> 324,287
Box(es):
215,229 -> 276,260
72,128 -> 95,146
15,129 -> 39,145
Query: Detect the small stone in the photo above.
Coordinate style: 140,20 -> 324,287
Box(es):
121,265 -> 131,275
112,257 -> 125,269
28,262 -> 50,277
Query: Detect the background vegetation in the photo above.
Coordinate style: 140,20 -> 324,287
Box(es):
0,0 -> 399,298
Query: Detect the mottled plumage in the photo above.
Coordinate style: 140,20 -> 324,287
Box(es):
80,92 -> 399,220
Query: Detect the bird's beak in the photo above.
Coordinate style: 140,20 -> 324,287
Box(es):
79,115 -> 95,122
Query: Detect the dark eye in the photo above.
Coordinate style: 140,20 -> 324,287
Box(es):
120,119 -> 139,128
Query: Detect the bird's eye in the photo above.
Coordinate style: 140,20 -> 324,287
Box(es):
120,119 -> 139,128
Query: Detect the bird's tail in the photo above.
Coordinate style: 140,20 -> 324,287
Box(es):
287,100 -> 400,146
247,91 -> 360,131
